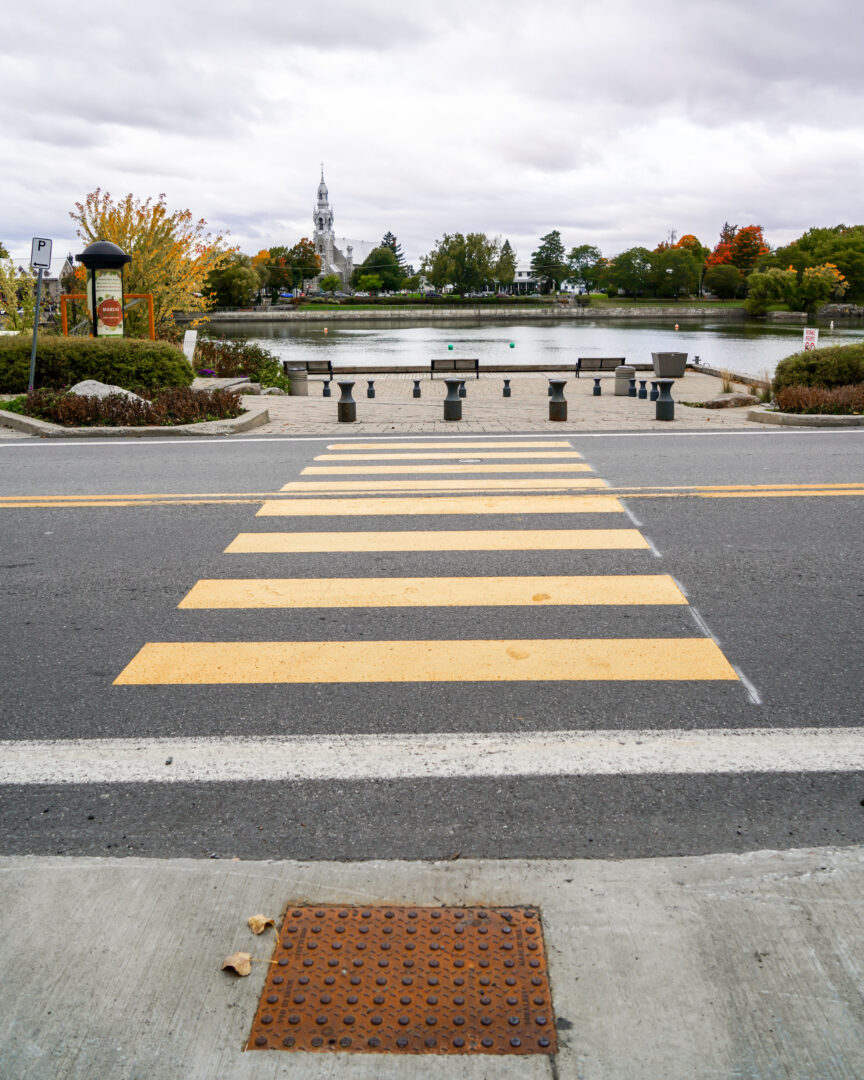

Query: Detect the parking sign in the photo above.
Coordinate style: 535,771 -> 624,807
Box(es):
30,237 -> 52,270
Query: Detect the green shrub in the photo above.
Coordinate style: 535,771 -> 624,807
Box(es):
9,386 -> 242,427
773,342 -> 864,391
605,284 -> 618,298
0,335 -> 192,393
195,338 -> 290,391
774,384 -> 864,415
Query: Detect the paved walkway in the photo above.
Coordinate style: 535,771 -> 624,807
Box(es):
248,371 -> 757,435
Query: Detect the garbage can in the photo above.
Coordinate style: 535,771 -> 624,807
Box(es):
614,364 -> 635,396
651,352 -> 687,378
285,366 -> 308,396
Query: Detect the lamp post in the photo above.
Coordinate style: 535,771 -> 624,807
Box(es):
75,241 -> 132,337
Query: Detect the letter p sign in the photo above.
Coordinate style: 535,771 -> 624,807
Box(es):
30,237 -> 53,270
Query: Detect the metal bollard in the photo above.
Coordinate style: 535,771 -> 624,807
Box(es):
458,380 -> 466,398
593,377 -> 602,397
628,377 -> 637,398
322,379 -> 331,398
412,379 -> 421,399
548,379 -> 567,422
443,378 -> 462,421
548,382 -> 553,397
638,379 -> 647,399
337,380 -> 356,423
655,378 -> 675,421
649,380 -> 659,401
366,379 -> 375,399
503,379 -> 511,398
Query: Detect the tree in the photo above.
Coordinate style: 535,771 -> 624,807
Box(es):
380,231 -> 412,275
703,263 -> 742,299
250,250 -> 271,300
285,239 -> 321,292
771,225 -> 864,302
320,273 -> 342,293
797,263 -> 849,312
606,247 -> 653,296
495,239 -> 517,290
353,246 -> 403,292
356,274 -> 383,294
264,246 -> 295,300
530,231 -> 567,293
420,233 -> 499,293
567,244 -> 602,293
674,234 -> 710,264
205,252 -> 260,308
729,226 -> 769,272
0,260 -> 37,331
744,267 -> 799,315
69,189 -> 232,336
0,241 -> 8,258
647,247 -> 700,298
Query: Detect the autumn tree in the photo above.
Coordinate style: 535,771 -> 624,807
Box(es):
284,238 -> 321,291
530,231 -> 567,293
797,263 -> 850,312
205,253 -> 261,307
772,225 -> 864,301
0,260 -> 37,331
706,223 -> 768,273
69,189 -> 232,336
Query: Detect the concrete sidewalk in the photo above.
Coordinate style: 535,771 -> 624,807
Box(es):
248,370 -> 758,435
2,846 -> 863,1079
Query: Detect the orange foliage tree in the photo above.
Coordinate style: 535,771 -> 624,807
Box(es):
706,224 -> 769,272
69,190 -> 233,336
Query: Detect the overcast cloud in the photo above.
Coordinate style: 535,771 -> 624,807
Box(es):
2,0 -> 863,267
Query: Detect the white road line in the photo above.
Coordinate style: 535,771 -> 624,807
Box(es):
1,728 -> 859,784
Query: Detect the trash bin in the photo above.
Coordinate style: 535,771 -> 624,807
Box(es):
285,366 -> 308,396
651,352 -> 687,378
614,364 -> 635,396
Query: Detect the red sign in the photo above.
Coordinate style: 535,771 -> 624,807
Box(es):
97,298 -> 123,327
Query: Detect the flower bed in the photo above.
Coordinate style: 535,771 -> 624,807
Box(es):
774,384 -> 864,415
1,386 -> 243,427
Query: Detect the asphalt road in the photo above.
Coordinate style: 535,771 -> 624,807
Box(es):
1,428 -> 863,861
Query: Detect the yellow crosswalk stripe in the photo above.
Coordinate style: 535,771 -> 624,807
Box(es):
115,638 -> 739,685
225,528 -> 650,553
258,495 -> 625,517
179,575 -> 687,609
302,462 -> 594,475
313,451 -> 584,461
281,479 -> 607,493
325,441 -> 573,451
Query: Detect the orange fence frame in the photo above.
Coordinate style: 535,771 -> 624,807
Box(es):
60,293 -> 155,340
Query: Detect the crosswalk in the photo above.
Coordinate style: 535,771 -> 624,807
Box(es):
115,439 -> 741,691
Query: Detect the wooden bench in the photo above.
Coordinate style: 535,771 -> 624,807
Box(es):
575,357 -> 625,378
430,357 -> 480,379
304,359 -> 334,378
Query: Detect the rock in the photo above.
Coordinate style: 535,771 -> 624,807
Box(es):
703,392 -> 760,409
69,380 -> 146,403
260,387 -> 286,396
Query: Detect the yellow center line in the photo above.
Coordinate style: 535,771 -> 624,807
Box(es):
179,575 -> 687,609
301,462 -> 594,475
257,495 -> 625,517
114,638 -> 739,685
224,529 -> 650,553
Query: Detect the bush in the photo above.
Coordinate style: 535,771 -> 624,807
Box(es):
774,384 -> 864,415
6,386 -> 242,427
0,335 -> 192,393
195,338 -> 290,391
605,284 -> 618,298
773,342 -> 864,391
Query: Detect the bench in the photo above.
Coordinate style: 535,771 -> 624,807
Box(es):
575,357 -> 625,378
304,359 -> 334,378
430,357 -> 480,379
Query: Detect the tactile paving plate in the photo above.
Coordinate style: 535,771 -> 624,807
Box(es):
248,905 -> 557,1055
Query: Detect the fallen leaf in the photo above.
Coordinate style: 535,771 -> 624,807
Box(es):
222,951 -> 253,976
248,914 -> 275,935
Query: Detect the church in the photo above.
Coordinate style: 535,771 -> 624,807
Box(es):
312,168 -> 376,290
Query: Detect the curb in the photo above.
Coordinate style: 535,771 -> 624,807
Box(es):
0,406 -> 270,438
747,407 -> 864,428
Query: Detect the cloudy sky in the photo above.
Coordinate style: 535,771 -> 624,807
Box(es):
2,0 -> 862,269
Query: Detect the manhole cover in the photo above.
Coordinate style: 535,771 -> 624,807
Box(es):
247,905 -> 556,1055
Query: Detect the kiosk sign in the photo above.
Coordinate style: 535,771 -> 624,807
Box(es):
91,268 -> 125,337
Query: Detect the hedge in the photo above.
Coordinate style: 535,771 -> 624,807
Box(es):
0,335 -> 193,393
773,342 -> 864,392
5,386 -> 241,427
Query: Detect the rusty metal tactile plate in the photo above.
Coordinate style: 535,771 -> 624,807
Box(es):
247,905 -> 557,1055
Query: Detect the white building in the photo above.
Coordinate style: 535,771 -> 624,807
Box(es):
311,169 -> 376,290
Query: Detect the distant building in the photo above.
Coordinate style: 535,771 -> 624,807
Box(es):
311,168 -> 376,291
512,264 -> 539,294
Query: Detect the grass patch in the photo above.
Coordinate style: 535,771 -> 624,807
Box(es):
5,386 -> 243,427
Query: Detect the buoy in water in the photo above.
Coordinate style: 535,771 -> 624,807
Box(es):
448,343 -> 453,350
510,342 -> 515,348
674,324 -> 679,331
324,327 -> 328,334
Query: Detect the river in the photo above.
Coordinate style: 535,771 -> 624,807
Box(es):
204,317 -> 864,379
